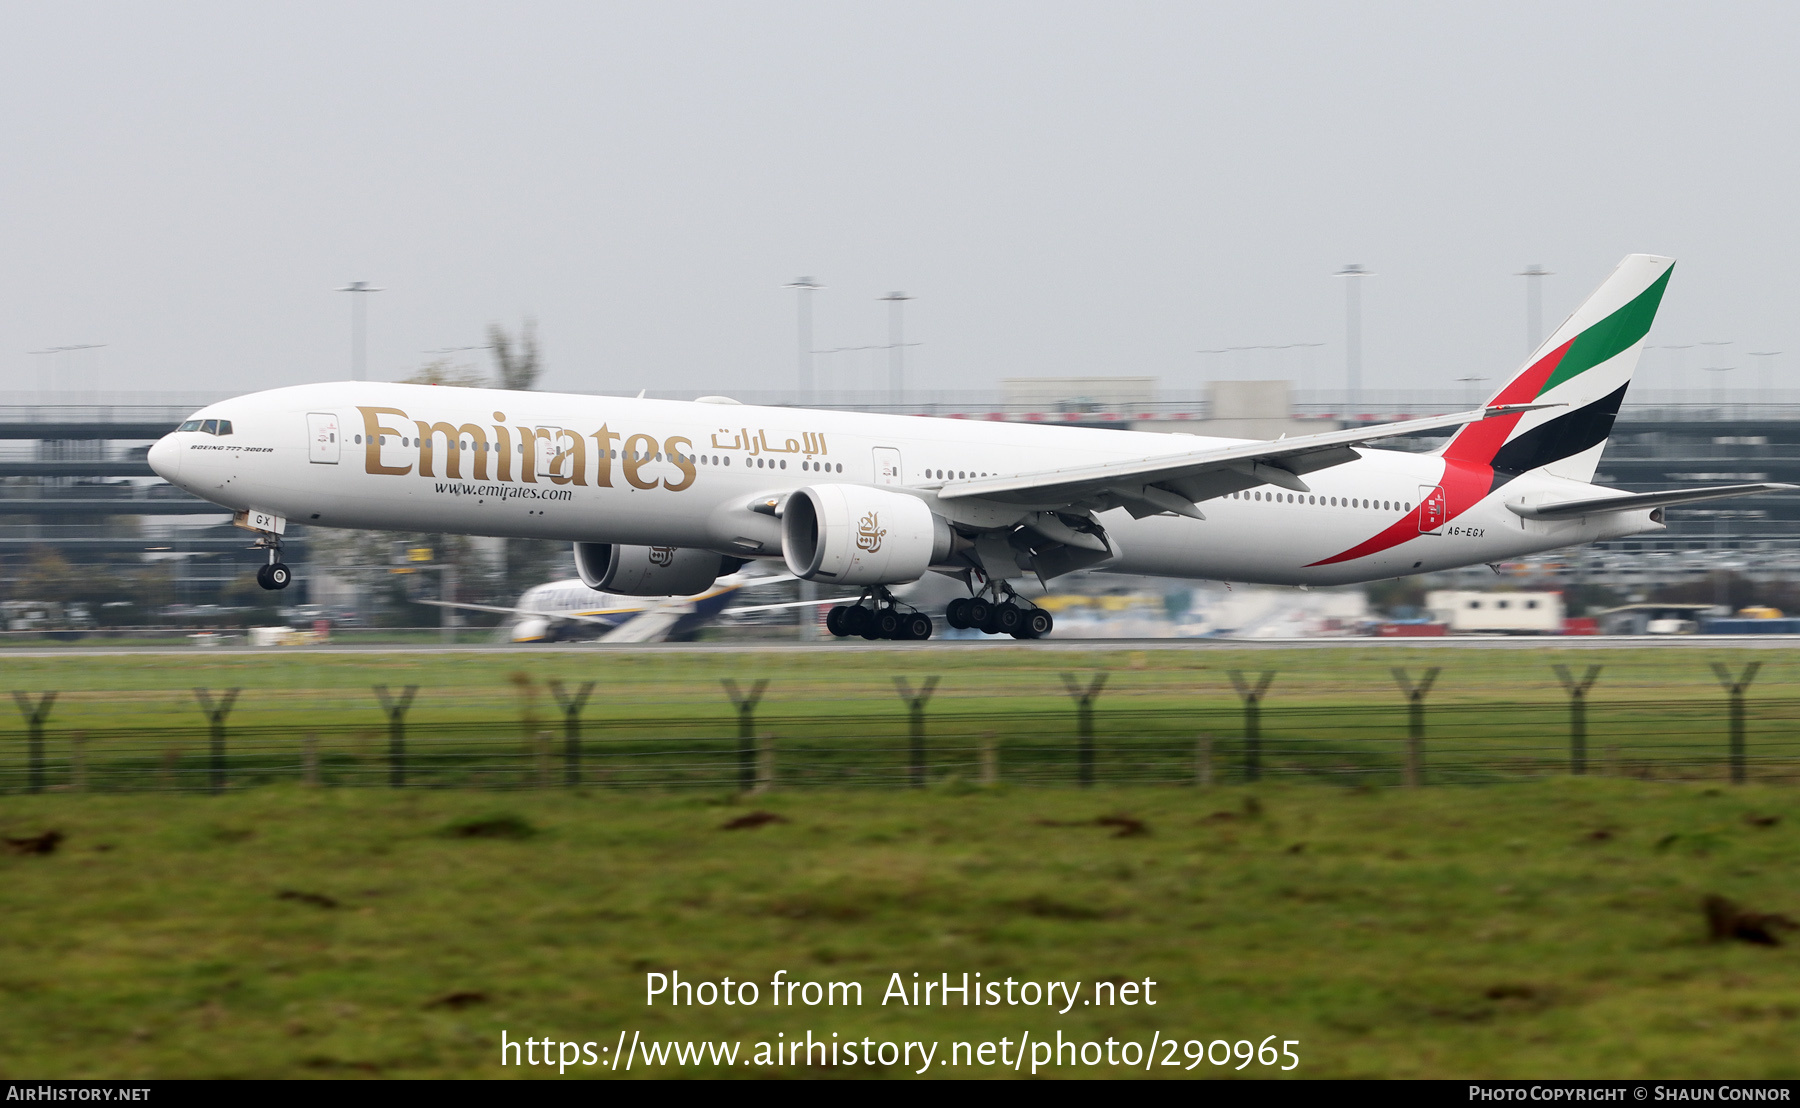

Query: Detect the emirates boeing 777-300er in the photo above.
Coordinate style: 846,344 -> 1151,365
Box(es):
147,255 -> 1788,640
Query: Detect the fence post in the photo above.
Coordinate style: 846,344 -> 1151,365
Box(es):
1226,671 -> 1277,782
721,678 -> 770,792
754,734 -> 776,794
893,676 -> 941,788
1551,664 -> 1603,776
373,685 -> 420,788
547,679 -> 597,787
192,687 -> 242,795
11,692 -> 57,795
1390,667 -> 1441,787
1709,661 -> 1762,785
1059,672 -> 1109,787
1195,734 -> 1213,787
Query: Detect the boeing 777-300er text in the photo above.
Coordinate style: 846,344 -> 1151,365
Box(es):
148,255 -> 1789,640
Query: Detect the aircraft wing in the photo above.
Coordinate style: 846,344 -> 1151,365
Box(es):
935,403 -> 1559,519
1507,483 -> 1797,520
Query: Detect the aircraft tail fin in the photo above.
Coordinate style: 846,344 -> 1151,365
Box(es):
1441,254 -> 1673,484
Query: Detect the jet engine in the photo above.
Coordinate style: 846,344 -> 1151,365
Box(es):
781,484 -> 953,585
572,543 -> 727,597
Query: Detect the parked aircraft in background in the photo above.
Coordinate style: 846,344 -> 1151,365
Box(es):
148,255 -> 1790,641
421,569 -> 832,643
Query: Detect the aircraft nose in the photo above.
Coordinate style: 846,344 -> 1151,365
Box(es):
147,435 -> 182,482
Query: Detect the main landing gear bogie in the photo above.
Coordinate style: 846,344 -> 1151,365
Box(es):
945,595 -> 1055,639
826,585 -> 1055,642
826,589 -> 935,641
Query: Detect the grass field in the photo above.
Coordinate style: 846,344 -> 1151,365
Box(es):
4,646 -> 1797,791
2,780 -> 1798,1079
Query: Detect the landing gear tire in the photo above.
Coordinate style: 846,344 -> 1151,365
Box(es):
965,597 -> 993,630
875,610 -> 903,639
945,597 -> 971,629
826,605 -> 850,638
842,605 -> 870,637
904,613 -> 933,640
991,602 -> 1023,636
1017,608 -> 1054,639
257,563 -> 292,591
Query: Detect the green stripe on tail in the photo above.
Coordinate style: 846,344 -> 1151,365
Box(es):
1539,267 -> 1673,395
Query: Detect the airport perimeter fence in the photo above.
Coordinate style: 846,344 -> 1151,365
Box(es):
4,665 -> 1798,794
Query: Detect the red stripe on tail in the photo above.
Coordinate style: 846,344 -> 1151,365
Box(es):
1306,506 -> 1428,567
1441,338 -> 1572,467
1304,456 -> 1497,567
1304,342 -> 1569,569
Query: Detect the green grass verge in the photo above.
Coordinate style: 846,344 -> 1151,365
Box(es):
2,780 -> 1797,1078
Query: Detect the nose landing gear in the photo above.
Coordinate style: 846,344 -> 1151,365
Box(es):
825,587 -> 934,641
252,534 -> 292,591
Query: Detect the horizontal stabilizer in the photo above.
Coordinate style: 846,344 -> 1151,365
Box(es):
1507,483 -> 1796,520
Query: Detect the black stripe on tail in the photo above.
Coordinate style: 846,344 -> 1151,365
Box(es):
1489,382 -> 1628,492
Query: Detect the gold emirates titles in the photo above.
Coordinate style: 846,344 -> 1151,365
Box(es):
356,406 -> 832,492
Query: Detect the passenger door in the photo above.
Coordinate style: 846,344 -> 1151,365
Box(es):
872,447 -> 903,486
307,412 -> 340,464
536,426 -> 568,480
1418,485 -> 1446,533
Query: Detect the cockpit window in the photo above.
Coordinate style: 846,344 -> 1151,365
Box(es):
181,419 -> 234,436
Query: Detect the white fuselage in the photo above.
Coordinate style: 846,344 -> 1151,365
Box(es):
147,382 -> 1660,587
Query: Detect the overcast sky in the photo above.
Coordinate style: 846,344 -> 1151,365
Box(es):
4,2 -> 1797,400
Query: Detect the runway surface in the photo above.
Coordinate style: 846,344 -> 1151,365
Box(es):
2,635 -> 1799,658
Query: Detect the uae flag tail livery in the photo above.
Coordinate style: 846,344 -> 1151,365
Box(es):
1309,254 -> 1682,569
1444,253 -> 1672,488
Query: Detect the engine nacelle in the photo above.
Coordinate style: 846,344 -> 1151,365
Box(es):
781,485 -> 952,585
571,543 -> 726,597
